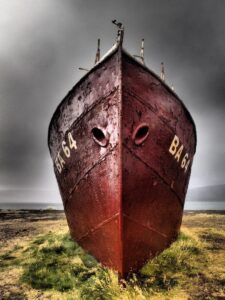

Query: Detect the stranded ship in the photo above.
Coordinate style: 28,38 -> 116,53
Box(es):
48,21 -> 197,279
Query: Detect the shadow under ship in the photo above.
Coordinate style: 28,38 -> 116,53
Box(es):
48,22 -> 197,278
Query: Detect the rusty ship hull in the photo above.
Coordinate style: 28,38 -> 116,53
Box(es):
48,45 -> 196,278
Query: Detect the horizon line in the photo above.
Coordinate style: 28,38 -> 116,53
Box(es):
0,183 -> 225,192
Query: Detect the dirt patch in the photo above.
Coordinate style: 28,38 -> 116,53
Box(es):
182,212 -> 225,229
0,210 -> 65,222
0,210 -> 66,247
0,284 -> 27,300
0,224 -> 35,242
199,231 -> 225,250
187,274 -> 225,300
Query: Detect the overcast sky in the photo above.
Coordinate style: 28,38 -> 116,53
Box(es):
0,0 -> 224,204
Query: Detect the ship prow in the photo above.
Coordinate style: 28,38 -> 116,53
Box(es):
48,22 -> 196,279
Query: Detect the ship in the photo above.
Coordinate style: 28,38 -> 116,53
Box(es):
48,21 -> 197,279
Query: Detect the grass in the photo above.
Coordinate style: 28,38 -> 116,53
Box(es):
0,231 -> 208,299
21,233 -> 99,292
199,230 -> 225,250
0,212 -> 225,299
140,233 -> 206,290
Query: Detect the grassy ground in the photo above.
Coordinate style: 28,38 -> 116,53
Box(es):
0,210 -> 224,299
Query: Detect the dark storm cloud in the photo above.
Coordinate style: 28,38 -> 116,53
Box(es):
67,0 -> 225,110
0,0 -> 224,202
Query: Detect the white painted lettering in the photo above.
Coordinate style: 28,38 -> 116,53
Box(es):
169,135 -> 179,155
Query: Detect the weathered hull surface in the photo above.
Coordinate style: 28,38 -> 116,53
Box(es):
48,46 -> 196,277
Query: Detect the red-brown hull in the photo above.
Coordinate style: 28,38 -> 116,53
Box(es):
48,46 -> 196,277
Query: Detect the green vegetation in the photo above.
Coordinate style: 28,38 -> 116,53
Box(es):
140,233 -> 206,291
21,233 -> 100,292
0,213 -> 225,299
0,231 -> 208,299
0,244 -> 22,270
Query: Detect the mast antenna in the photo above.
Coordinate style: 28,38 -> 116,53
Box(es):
94,38 -> 101,64
160,62 -> 165,81
133,39 -> 145,64
112,20 -> 124,45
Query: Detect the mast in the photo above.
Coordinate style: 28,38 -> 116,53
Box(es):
140,38 -> 144,63
160,62 -> 165,81
134,39 -> 145,64
94,38 -> 101,64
